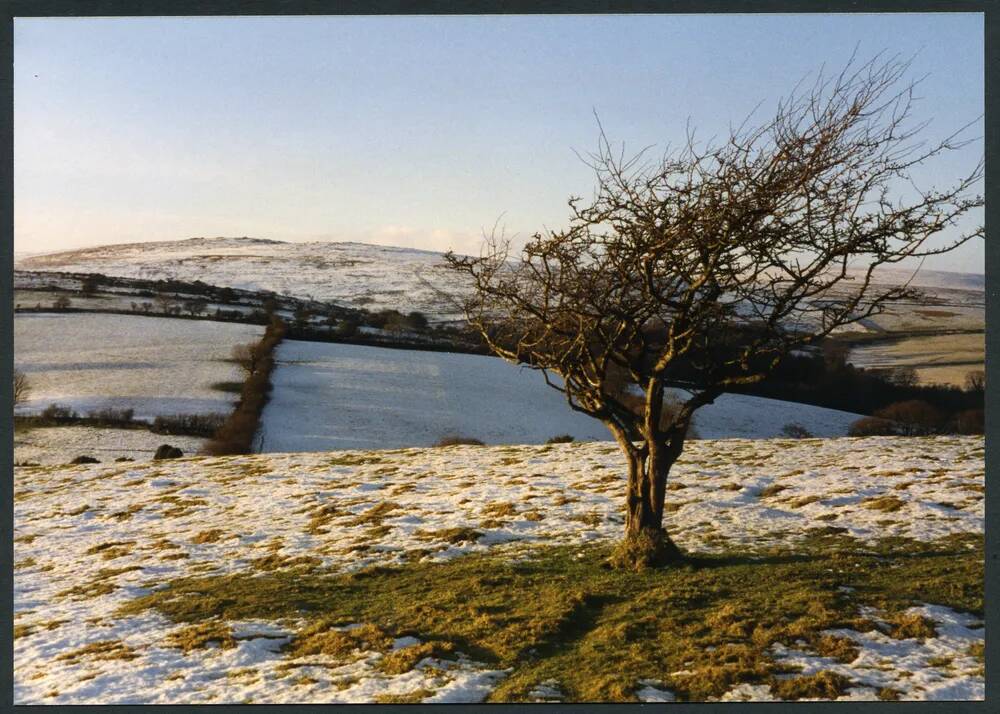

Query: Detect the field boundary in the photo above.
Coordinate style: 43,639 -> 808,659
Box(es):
202,316 -> 287,456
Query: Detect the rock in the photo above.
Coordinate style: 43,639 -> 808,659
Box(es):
69,455 -> 100,464
153,444 -> 184,460
114,456 -> 135,462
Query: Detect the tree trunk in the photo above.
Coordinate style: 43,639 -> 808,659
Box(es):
610,434 -> 685,570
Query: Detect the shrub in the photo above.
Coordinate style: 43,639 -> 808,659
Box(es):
406,311 -> 429,329
873,400 -> 943,436
53,295 -> 72,310
40,403 -> 78,422
434,435 -> 486,447
152,413 -> 226,437
80,276 -> 100,296
780,423 -> 813,439
184,299 -> 208,316
335,319 -> 359,338
153,444 -> 184,460
69,455 -> 99,464
848,416 -> 897,437
546,434 -> 575,444
86,407 -> 135,426
949,409 -> 984,435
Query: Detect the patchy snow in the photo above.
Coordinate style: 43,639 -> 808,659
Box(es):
259,340 -> 864,451
636,680 -> 677,702
768,604 -> 985,701
14,313 -> 262,419
14,425 -> 206,466
13,435 -> 983,703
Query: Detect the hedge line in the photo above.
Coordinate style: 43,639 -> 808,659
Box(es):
202,317 -> 287,456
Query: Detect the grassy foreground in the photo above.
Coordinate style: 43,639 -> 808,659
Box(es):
118,530 -> 983,702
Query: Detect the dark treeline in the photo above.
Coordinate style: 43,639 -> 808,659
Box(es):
733,346 -> 982,417
14,405 -> 226,437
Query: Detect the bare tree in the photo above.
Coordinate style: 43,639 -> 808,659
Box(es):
446,55 -> 983,569
80,275 -> 100,296
185,299 -> 209,317
964,370 -> 985,395
155,292 -> 176,315
13,369 -> 30,407
231,343 -> 262,376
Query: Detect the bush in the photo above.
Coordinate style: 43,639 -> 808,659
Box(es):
152,413 -> 226,437
80,275 -> 100,295
949,409 -> 984,435
546,434 -> 575,444
335,319 -> 359,338
780,423 -> 813,439
848,416 -> 897,437
40,403 -> 78,422
434,435 -> 486,447
69,455 -> 99,464
86,407 -> 135,426
873,400 -> 943,436
153,444 -> 184,460
406,311 -> 429,329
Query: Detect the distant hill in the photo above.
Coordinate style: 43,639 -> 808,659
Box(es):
860,266 -> 984,293
17,237 -> 466,320
16,236 -> 984,321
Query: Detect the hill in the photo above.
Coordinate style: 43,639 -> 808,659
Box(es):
16,237 -> 463,321
15,237 -> 985,324
14,436 -> 984,703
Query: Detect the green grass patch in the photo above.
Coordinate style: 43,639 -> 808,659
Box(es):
116,533 -> 982,702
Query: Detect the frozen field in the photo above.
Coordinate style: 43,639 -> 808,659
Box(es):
14,313 -> 263,419
259,341 -> 864,451
13,436 -> 984,703
14,425 -> 206,466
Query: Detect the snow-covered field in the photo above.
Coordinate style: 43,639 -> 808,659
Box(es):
14,425 -> 206,466
13,436 -> 984,703
258,340 -> 864,451
14,313 -> 263,419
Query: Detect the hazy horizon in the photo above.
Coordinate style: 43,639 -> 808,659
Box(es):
15,14 -> 985,273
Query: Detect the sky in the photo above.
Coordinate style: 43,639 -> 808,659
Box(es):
14,13 -> 985,272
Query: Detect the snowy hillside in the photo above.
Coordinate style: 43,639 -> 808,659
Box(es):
16,237 -> 465,321
14,436 -> 984,704
258,340 -> 864,452
15,237 -> 985,324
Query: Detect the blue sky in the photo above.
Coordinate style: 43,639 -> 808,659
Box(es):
14,13 -> 984,272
